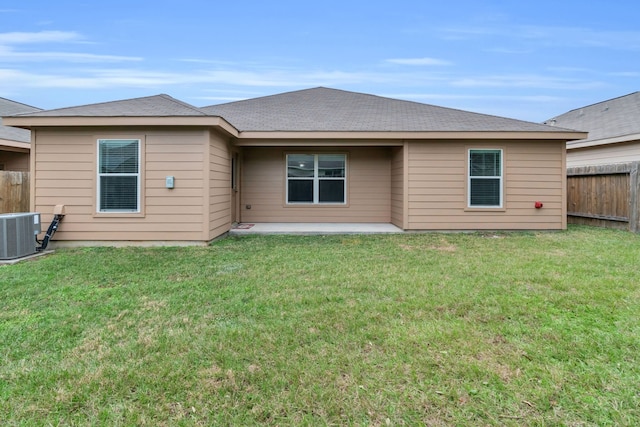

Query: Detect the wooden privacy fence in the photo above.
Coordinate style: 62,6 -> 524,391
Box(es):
567,162 -> 640,232
0,171 -> 30,213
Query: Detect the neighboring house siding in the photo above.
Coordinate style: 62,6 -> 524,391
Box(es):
390,146 -> 404,228
209,132 -> 232,240
34,128 -> 209,242
406,140 -> 565,230
0,151 -> 29,171
567,139 -> 640,168
240,146 -> 392,223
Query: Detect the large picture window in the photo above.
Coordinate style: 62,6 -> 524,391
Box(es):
287,154 -> 346,204
468,149 -> 502,208
98,139 -> 140,212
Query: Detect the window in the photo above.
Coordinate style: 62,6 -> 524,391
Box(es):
98,139 -> 140,212
286,154 -> 346,204
468,149 -> 502,208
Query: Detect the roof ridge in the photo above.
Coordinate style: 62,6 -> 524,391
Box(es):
0,97 -> 41,111
555,91 -> 640,117
203,86 -> 559,128
12,93 -> 206,117
201,87 -> 328,109
156,94 -> 208,115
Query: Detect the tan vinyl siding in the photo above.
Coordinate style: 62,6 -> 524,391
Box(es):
567,139 -> 640,168
241,146 -> 391,223
208,132 -> 232,240
406,140 -> 565,230
390,146 -> 404,228
33,128 -> 210,242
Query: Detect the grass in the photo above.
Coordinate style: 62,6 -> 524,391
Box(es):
1,225 -> 639,426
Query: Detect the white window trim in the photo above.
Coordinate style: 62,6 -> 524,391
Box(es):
97,139 -> 141,213
467,148 -> 503,209
286,154 -> 347,205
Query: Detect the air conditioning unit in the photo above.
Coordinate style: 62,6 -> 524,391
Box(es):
0,213 -> 41,260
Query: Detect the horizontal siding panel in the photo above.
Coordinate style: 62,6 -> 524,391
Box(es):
146,196 -> 203,206
36,170 -> 94,180
147,179 -> 203,189
146,188 -> 203,197
57,221 -> 203,232
37,179 -> 92,189
35,196 -> 91,206
35,153 -> 92,163
53,231 -> 205,241
36,144 -> 93,154
146,205 -> 204,215
506,167 -> 560,175
147,144 -> 203,153
147,162 -> 203,171
147,152 -> 203,162
146,170 -> 203,180
35,162 -> 93,172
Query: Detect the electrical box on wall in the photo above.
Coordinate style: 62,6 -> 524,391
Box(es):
165,176 -> 175,189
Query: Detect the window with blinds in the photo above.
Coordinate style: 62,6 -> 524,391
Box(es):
468,149 -> 502,208
286,154 -> 346,204
98,139 -> 140,212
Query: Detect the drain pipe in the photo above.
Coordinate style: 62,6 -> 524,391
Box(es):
37,204 -> 65,252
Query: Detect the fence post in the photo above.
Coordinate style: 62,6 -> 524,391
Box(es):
630,162 -> 640,233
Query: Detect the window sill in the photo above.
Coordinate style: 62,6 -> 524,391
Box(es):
464,207 -> 506,213
93,212 -> 145,218
284,203 -> 349,208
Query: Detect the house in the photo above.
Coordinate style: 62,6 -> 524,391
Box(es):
3,87 -> 586,246
545,92 -> 640,231
0,97 -> 41,171
545,91 -> 640,168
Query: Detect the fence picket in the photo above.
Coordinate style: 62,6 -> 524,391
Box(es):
0,171 -> 30,213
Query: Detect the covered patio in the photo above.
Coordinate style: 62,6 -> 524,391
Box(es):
229,223 -> 403,235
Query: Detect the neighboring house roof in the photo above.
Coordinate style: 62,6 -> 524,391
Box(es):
11,94 -> 208,117
0,97 -> 41,144
545,91 -> 640,146
201,87 -> 575,133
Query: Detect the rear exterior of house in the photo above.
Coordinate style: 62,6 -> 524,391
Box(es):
4,88 -> 585,246
237,140 -> 567,231
28,126 -> 234,244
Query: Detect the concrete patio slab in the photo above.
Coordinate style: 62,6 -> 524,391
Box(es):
229,223 -> 403,235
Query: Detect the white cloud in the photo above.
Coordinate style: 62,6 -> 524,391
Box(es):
0,67 -> 381,90
0,30 -> 140,63
440,25 -> 640,51
450,74 -> 605,90
0,30 -> 81,44
609,71 -> 640,77
0,48 -> 142,63
386,57 -> 452,66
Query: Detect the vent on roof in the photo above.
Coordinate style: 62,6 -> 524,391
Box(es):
0,213 -> 41,260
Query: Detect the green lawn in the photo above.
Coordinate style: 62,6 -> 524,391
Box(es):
1,226 -> 639,426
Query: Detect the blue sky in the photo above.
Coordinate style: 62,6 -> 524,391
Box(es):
0,0 -> 638,122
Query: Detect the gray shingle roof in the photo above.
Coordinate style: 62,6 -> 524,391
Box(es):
201,87 -> 573,133
0,97 -> 40,143
11,94 -> 208,117
545,92 -> 640,142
